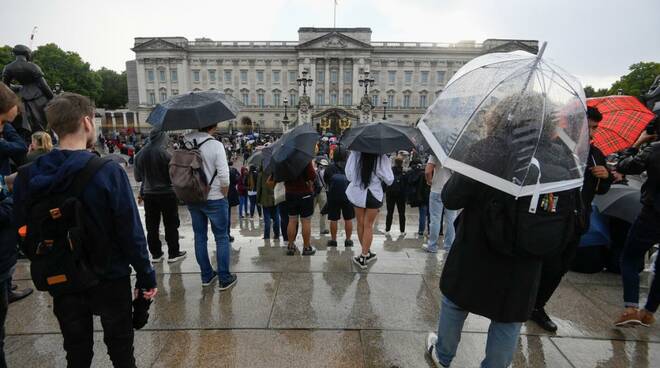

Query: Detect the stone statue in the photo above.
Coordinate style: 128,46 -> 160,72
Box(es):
298,95 -> 312,125
2,45 -> 54,134
358,95 -> 373,124
643,75 -> 660,113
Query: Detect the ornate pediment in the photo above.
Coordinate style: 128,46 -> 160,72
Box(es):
482,40 -> 538,55
132,38 -> 185,52
297,32 -> 372,50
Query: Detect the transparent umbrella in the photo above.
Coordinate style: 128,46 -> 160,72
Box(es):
418,43 -> 589,209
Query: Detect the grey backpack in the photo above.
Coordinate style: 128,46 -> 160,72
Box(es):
169,138 -> 217,204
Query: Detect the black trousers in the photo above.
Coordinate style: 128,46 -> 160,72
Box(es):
385,193 -> 406,232
143,193 -> 180,258
535,237 -> 580,310
0,278 -> 7,368
53,276 -> 135,368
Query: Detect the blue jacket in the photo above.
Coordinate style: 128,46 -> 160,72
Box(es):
0,124 -> 28,176
13,149 -> 156,289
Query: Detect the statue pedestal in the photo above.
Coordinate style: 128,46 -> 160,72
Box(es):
358,96 -> 373,124
297,95 -> 312,125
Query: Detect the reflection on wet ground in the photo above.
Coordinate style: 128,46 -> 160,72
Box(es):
6,173 -> 659,367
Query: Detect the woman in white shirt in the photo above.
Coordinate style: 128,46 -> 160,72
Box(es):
345,150 -> 394,269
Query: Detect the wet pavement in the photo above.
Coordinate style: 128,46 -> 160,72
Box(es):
5,172 -> 660,367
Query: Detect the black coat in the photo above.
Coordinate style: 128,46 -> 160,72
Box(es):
440,136 -> 544,322
134,131 -> 173,195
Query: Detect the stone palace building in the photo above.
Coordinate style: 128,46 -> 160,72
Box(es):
127,27 -> 538,133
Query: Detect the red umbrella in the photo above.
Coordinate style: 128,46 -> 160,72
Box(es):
588,96 -> 655,155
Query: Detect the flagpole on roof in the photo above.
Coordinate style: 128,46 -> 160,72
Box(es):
334,0 -> 337,28
29,26 -> 38,48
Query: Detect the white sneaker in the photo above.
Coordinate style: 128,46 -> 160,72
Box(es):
422,243 -> 438,253
426,332 -> 444,367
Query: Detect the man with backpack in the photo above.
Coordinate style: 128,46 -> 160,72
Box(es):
134,128 -> 186,264
180,123 -> 236,290
323,147 -> 353,248
13,92 -> 157,367
384,156 -> 407,235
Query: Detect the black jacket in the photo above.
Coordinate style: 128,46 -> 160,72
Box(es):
0,195 -> 16,280
617,141 -> 660,213
440,136 -> 544,322
134,130 -> 173,195
581,145 -> 613,228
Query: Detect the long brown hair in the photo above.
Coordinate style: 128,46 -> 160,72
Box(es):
31,131 -> 53,152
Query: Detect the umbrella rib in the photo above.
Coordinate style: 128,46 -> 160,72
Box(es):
541,62 -> 584,101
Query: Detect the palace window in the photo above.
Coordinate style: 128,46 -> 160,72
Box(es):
343,91 -> 352,106
330,92 -> 338,106
421,71 -> 429,85
405,71 -> 412,85
257,70 -> 264,83
273,91 -> 281,106
316,91 -> 325,106
344,70 -> 352,83
240,70 -> 248,83
388,71 -> 396,85
258,92 -> 265,107
330,70 -> 338,83
160,89 -> 167,102
317,70 -> 325,82
436,71 -> 446,84
371,94 -> 379,107
273,70 -> 280,83
419,94 -> 428,108
147,69 -> 154,82
289,71 -> 296,83
387,93 -> 395,107
170,70 -> 178,82
159,69 -> 166,82
224,70 -> 232,82
193,70 -> 200,82
209,69 -> 216,82
148,90 -> 155,105
289,93 -> 297,106
242,91 -> 249,105
403,93 -> 411,108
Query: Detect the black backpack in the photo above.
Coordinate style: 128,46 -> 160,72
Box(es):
19,157 -> 113,296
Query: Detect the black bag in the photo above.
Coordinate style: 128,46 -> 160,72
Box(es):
483,189 -> 581,258
327,173 -> 349,202
20,157 -> 112,296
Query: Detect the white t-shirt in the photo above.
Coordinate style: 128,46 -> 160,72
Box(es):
184,132 -> 230,200
428,155 -> 452,194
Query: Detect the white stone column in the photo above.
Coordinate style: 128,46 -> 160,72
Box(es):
123,112 -> 128,129
136,61 -> 147,105
324,60 -> 330,106
338,60 -> 344,105
353,60 -> 360,105
111,112 -> 117,131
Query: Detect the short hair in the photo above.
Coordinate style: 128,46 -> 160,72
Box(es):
198,124 -> 217,133
0,82 -> 20,115
45,93 -> 95,137
587,106 -> 602,122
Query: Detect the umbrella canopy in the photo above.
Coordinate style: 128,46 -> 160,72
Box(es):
588,96 -> 655,156
592,181 -> 643,223
146,90 -> 241,131
418,45 -> 590,200
341,121 -> 425,154
269,124 -> 320,182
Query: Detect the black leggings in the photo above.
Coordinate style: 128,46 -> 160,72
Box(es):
385,193 -> 406,232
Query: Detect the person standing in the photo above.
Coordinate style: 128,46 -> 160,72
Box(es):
134,128 -> 186,264
184,123 -> 237,290
13,92 -> 157,367
345,150 -> 394,269
237,166 -> 249,218
227,161 -> 240,242
614,121 -> 660,327
283,162 -> 317,256
313,159 -> 329,236
247,165 -> 261,218
407,159 -> 430,236
323,147 -> 354,248
530,106 -> 612,332
26,131 -> 53,163
256,166 -> 280,240
423,155 -> 457,253
384,157 -> 407,235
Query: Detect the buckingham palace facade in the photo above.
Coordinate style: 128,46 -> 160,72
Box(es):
127,27 -> 538,133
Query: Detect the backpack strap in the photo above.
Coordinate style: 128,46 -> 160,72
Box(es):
68,157 -> 112,197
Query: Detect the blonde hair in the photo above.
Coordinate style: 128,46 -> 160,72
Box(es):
31,131 -> 53,152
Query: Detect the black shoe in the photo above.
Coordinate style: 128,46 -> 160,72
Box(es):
344,239 -> 354,247
168,251 -> 187,263
229,235 -> 235,242
302,246 -> 317,256
320,229 -> 330,235
219,274 -> 238,291
9,288 -> 33,304
530,308 -> 558,332
365,251 -> 377,263
353,254 -> 368,270
327,240 -> 338,247
286,245 -> 297,256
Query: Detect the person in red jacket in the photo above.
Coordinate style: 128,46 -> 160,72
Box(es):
237,166 -> 249,218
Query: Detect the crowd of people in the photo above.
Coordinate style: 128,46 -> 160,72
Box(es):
0,79 -> 657,368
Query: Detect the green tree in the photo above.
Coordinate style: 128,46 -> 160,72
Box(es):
95,68 -> 127,109
609,62 -> 660,97
0,45 -> 13,70
32,43 -> 102,102
584,85 -> 609,98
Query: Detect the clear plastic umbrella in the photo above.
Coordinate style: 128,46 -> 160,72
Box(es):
418,43 -> 589,211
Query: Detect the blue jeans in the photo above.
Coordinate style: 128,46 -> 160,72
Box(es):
239,195 -> 248,217
248,195 -> 261,217
621,208 -> 660,312
429,191 -> 457,251
188,199 -> 232,284
435,296 -> 521,368
418,204 -> 428,234
263,206 -> 281,239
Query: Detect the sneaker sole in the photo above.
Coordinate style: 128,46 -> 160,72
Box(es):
615,319 -> 642,327
219,278 -> 237,291
352,258 -> 368,269
202,276 -> 218,287
366,255 -> 377,263
167,255 -> 187,263
151,257 -> 164,263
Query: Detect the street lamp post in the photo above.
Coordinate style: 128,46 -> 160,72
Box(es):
297,70 -> 313,96
382,99 -> 388,120
358,71 -> 375,97
282,97 -> 290,132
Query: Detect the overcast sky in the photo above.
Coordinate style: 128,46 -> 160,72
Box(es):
3,0 -> 659,89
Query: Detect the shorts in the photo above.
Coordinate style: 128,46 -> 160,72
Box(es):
364,190 -> 382,209
327,200 -> 355,221
286,193 -> 315,219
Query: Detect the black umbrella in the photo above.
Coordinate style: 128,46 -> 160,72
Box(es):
146,90 -> 241,131
341,121 -> 424,154
269,124 -> 320,182
592,182 -> 643,223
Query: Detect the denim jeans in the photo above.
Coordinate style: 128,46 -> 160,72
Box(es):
263,206 -> 281,239
435,296 -> 521,368
429,191 -> 457,250
621,208 -> 660,312
188,199 -> 232,284
418,204 -> 428,234
248,195 -> 261,217
239,195 -> 248,217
